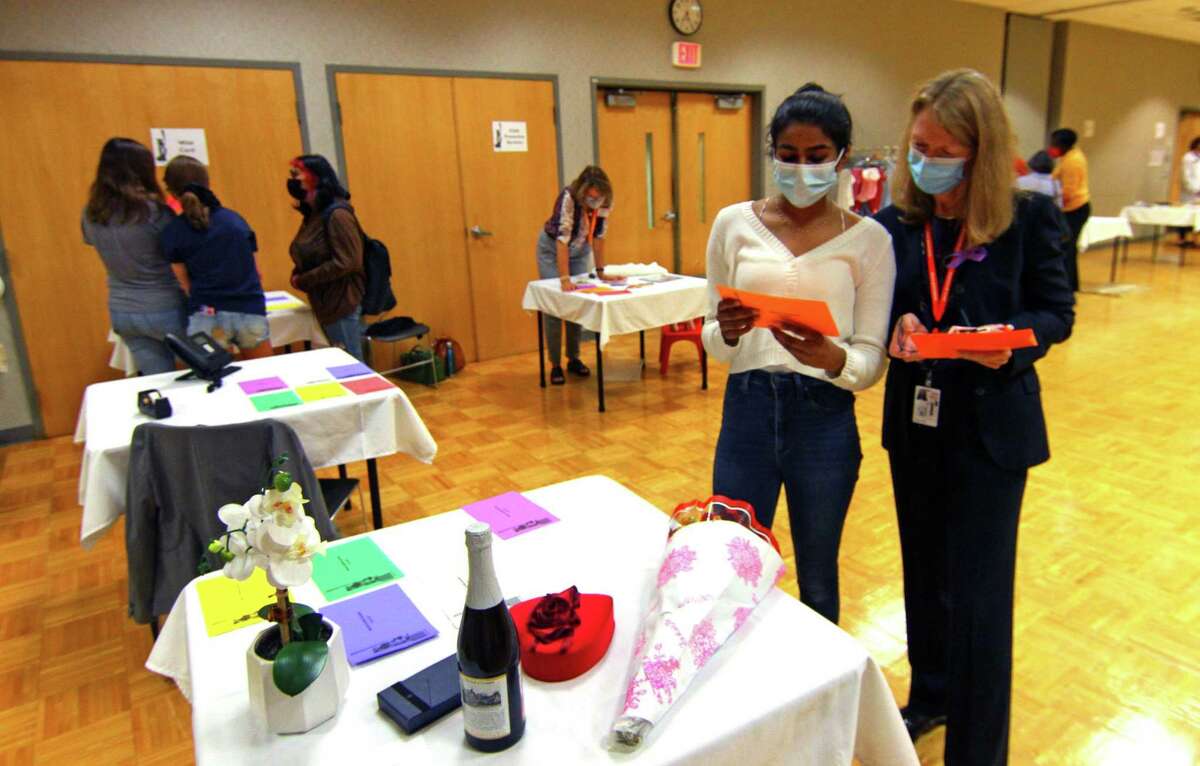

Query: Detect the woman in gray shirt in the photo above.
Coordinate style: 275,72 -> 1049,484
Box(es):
82,138 -> 185,374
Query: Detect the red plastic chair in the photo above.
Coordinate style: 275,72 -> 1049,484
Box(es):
659,318 -> 704,376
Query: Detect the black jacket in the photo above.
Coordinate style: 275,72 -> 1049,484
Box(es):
874,193 -> 1075,471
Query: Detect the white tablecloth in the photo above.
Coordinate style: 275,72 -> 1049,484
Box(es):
521,276 -> 709,349
75,347 -> 437,548
108,291 -> 329,376
147,475 -> 917,766
1078,216 -> 1134,250
1120,205 -> 1200,231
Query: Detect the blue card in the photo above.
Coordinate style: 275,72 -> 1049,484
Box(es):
321,584 -> 437,666
328,362 -> 374,379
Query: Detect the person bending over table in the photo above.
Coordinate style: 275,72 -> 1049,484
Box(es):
82,138 -> 186,375
703,84 -> 896,625
161,156 -> 272,359
878,69 -> 1074,764
536,165 -> 616,385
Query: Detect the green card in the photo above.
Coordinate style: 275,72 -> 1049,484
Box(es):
295,382 -> 349,403
250,389 -> 303,412
195,569 -> 287,637
312,537 -> 404,601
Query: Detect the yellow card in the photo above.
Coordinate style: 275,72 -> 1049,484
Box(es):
195,569 -> 287,637
295,382 -> 350,403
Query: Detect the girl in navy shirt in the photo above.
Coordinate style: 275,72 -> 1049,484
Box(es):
161,156 -> 271,358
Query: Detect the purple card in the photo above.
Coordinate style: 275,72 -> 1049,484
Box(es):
265,293 -> 289,302
238,376 -> 287,394
462,492 -> 559,540
321,584 -> 438,666
328,363 -> 373,379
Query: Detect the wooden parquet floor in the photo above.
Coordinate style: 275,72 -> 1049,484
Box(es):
1,242 -> 1197,764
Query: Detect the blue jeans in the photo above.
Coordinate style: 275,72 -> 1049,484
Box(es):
323,306 -> 365,362
535,231 -> 592,366
712,370 -> 862,623
188,311 -> 269,350
110,307 -> 187,375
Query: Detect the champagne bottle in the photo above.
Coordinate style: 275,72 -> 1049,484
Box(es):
457,522 -> 525,751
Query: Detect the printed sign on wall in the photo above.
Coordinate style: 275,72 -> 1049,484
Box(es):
492,121 -> 528,153
150,128 -> 209,167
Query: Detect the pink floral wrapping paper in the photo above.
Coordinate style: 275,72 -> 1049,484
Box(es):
610,519 -> 785,750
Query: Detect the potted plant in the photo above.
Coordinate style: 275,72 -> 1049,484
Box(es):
206,458 -> 349,734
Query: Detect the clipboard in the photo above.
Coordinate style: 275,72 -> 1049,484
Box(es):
716,285 -> 839,336
910,328 -> 1037,358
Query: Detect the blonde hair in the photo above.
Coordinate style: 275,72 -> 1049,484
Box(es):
163,155 -> 212,230
892,69 -> 1014,246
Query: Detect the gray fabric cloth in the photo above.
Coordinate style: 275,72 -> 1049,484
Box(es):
82,204 -> 185,312
125,419 -> 337,624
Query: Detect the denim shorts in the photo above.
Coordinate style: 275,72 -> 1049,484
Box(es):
188,311 -> 270,350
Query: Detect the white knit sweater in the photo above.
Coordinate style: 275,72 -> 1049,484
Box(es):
700,201 -> 896,392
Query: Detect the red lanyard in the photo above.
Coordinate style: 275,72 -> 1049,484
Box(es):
586,209 -> 598,246
925,222 -> 966,324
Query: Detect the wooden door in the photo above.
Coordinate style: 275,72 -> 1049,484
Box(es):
452,77 -> 560,360
0,60 -> 304,436
1168,111 -> 1200,204
334,72 -> 478,361
595,91 -> 675,270
676,93 -> 753,276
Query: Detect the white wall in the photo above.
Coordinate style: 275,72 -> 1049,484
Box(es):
1003,14 -> 1055,160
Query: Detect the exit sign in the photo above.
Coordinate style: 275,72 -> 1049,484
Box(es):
672,41 -> 702,69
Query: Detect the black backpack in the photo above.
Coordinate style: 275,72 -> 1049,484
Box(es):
322,203 -> 397,316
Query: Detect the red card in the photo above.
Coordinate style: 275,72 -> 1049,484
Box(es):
340,376 -> 396,395
910,328 -> 1037,358
717,285 -> 839,336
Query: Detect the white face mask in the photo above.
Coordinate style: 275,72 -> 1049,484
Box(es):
772,150 -> 844,208
585,196 -> 603,210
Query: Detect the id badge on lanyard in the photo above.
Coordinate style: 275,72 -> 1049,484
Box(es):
912,223 -> 964,428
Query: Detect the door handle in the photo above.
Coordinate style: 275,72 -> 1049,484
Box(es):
469,225 -> 493,238
662,211 -> 677,222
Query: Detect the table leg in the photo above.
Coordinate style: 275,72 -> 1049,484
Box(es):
595,334 -> 606,413
367,458 -> 382,530
701,348 -> 708,390
1152,226 -> 1160,262
639,330 -> 645,361
537,311 -> 546,388
1109,238 -> 1119,284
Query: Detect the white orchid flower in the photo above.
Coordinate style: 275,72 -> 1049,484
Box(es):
265,516 -> 326,588
262,482 -> 308,527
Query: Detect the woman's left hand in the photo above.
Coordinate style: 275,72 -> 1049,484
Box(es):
596,271 -> 621,282
770,321 -> 846,376
957,349 -> 1012,369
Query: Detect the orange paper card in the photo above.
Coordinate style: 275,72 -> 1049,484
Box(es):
910,328 -> 1037,358
717,285 -> 839,336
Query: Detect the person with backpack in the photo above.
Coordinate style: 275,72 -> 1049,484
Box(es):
286,154 -> 367,362
161,156 -> 272,359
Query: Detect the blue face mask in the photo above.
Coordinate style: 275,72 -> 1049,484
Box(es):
908,146 -> 967,195
772,150 -> 844,208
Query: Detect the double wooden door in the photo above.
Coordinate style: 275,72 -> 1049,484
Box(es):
0,59 -> 306,436
334,73 -> 560,362
596,89 -> 753,276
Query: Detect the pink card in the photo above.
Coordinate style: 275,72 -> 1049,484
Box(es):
238,377 -> 287,395
341,376 -> 395,395
462,492 -> 559,540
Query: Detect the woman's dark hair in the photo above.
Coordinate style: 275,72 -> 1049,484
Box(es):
85,138 -> 164,225
164,156 -> 214,230
292,154 -> 349,216
1050,128 -> 1078,151
568,166 -> 613,207
768,83 -> 853,154
1190,137 -> 1200,152
1027,150 -> 1054,174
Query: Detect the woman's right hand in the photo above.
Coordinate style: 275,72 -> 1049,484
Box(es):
717,299 -> 759,346
559,275 -> 576,292
889,313 -> 928,362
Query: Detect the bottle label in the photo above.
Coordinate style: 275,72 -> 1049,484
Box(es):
460,672 -> 510,739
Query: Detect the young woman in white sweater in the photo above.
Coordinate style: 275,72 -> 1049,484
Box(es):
704,84 -> 896,624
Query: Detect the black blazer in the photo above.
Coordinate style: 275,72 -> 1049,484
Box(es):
875,193 -> 1075,471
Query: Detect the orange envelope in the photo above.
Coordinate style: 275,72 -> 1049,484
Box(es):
910,328 -> 1037,358
716,285 -> 839,336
